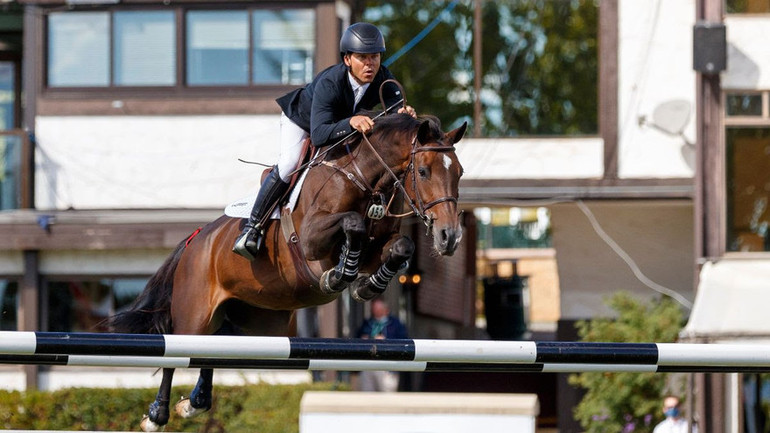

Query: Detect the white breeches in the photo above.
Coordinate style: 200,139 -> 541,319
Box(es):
276,112 -> 310,182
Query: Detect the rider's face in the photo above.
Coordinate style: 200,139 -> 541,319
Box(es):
344,52 -> 381,85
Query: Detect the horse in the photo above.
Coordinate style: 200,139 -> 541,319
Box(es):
109,112 -> 467,431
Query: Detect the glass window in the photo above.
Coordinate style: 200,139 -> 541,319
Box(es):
0,61 -> 15,129
726,128 -> 770,252
47,7 -> 316,90
727,93 -> 763,117
0,280 -> 18,330
114,11 -> 176,86
252,9 -> 315,85
45,278 -> 146,332
48,12 -> 109,87
187,11 -> 249,86
727,0 -> 770,13
475,207 -> 552,249
0,133 -> 22,210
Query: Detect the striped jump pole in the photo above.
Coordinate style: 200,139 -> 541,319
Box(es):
3,331 -> 770,370
2,353 -> 770,374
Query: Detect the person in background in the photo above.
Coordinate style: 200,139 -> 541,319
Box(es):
355,298 -> 408,391
653,395 -> 695,433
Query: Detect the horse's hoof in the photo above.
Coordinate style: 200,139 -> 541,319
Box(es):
140,415 -> 164,432
320,269 -> 345,294
350,276 -> 382,303
175,397 -> 209,419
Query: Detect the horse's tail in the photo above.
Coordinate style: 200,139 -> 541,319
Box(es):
109,237 -> 189,335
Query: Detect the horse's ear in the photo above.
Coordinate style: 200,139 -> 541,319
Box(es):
447,121 -> 468,144
416,120 -> 432,145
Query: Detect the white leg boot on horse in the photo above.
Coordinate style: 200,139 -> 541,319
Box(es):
351,236 -> 414,302
320,213 -> 366,294
233,168 -> 290,261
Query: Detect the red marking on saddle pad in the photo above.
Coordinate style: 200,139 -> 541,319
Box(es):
185,227 -> 202,247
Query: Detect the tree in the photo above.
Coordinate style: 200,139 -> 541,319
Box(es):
360,0 -> 598,137
568,292 -> 685,433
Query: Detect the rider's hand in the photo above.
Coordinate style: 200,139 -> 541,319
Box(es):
350,115 -> 375,134
398,105 -> 417,118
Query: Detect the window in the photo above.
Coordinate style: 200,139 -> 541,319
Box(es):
474,207 -> 552,249
46,6 -> 315,89
114,11 -> 176,86
48,12 -> 110,87
726,128 -> 770,252
725,91 -> 770,252
44,278 -> 146,332
252,9 -> 315,85
0,132 -> 23,210
187,11 -> 249,85
726,0 -> 770,13
0,280 -> 18,330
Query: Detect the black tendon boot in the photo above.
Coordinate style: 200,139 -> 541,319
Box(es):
233,169 -> 290,260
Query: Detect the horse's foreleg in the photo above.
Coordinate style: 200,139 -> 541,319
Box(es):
175,368 -> 213,419
320,212 -> 366,294
141,368 -> 174,432
351,236 -> 415,302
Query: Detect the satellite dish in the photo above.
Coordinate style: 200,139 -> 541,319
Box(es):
651,100 -> 691,135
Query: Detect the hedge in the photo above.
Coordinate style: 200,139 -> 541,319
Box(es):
0,381 -> 348,432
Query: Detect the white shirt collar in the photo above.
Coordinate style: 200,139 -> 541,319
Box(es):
348,73 -> 370,105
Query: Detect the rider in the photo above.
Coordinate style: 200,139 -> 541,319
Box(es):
233,22 -> 417,260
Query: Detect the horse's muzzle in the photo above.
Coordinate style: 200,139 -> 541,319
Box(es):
434,225 -> 462,256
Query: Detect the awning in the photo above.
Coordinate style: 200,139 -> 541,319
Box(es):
681,259 -> 770,342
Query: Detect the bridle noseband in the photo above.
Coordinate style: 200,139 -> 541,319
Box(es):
357,132 -> 458,232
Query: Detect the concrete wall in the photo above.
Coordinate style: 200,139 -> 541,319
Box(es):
723,15 -> 770,90
551,200 -> 694,319
618,0 -> 697,178
34,115 -> 281,210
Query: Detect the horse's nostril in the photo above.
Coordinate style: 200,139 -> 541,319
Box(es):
441,228 -> 456,247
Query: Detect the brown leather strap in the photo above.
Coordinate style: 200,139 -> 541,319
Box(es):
280,209 -> 319,288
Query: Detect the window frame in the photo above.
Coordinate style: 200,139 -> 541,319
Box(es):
41,3 -> 318,99
723,90 -> 770,255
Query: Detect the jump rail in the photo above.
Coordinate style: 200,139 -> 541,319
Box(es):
2,331 -> 769,372
2,353 -> 770,374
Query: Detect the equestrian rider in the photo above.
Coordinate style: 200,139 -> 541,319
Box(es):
233,22 -> 417,260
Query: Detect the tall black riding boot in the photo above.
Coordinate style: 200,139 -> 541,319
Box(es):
233,168 -> 290,260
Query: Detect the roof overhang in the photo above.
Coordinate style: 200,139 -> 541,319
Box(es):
681,258 -> 770,343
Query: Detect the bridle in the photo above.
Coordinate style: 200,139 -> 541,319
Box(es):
320,126 -> 458,233
316,79 -> 460,231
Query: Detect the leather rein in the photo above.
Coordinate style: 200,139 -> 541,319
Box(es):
318,79 -> 459,231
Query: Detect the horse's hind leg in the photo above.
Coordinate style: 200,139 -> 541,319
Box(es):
175,368 -> 213,419
141,368 -> 174,432
320,212 -> 366,294
351,236 -> 415,302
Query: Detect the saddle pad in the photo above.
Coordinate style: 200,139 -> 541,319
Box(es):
224,169 -> 309,219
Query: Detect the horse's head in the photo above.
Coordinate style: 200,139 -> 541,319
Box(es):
405,117 -> 467,256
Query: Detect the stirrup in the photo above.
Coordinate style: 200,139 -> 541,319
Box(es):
232,225 -> 262,261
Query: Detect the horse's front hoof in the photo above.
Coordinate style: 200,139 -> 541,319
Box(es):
320,269 -> 346,294
175,397 -> 209,419
350,275 -> 382,302
140,415 -> 164,432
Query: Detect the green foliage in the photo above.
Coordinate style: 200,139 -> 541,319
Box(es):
362,0 -> 598,137
568,292 -> 685,433
0,382 -> 346,432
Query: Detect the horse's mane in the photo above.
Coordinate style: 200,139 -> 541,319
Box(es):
354,111 -> 444,149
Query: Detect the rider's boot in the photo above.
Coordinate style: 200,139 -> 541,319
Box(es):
233,168 -> 290,261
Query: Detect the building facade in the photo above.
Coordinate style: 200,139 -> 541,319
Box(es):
0,0 -> 768,432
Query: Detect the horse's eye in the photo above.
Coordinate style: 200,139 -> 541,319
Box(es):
418,167 -> 429,179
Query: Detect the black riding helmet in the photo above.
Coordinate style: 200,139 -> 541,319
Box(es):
339,22 -> 386,58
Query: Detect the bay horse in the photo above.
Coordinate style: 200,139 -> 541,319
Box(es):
110,112 -> 467,431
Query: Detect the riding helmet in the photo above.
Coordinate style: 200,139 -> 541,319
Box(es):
339,22 -> 386,57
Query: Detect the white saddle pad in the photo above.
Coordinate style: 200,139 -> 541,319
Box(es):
224,169 -> 308,219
